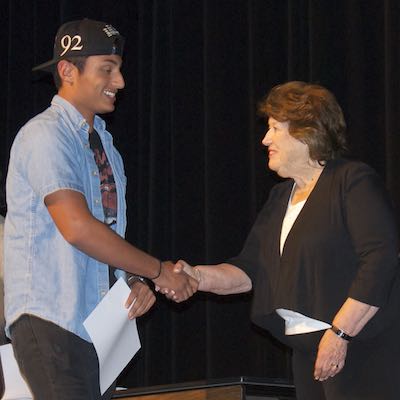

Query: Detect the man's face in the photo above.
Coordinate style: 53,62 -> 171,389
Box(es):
68,55 -> 125,122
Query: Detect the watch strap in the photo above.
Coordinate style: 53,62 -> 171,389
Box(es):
330,324 -> 353,341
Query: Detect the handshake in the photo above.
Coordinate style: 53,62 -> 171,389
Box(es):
153,260 -> 200,302
126,259 -> 250,317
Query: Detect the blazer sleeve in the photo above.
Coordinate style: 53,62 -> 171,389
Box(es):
344,163 -> 399,307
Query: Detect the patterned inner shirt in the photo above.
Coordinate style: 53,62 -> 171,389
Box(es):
89,129 -> 118,287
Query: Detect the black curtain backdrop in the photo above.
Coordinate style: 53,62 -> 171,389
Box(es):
1,0 -> 399,389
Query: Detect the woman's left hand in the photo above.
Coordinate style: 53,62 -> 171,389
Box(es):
314,328 -> 348,381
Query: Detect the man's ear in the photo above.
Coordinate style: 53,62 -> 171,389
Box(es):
57,60 -> 76,85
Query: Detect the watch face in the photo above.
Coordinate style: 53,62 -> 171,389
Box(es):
331,325 -> 352,341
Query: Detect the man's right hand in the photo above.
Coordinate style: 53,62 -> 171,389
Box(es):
153,261 -> 198,302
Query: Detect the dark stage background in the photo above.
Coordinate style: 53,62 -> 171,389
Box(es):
1,0 -> 399,389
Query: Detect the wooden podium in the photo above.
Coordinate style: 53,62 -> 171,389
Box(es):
112,376 -> 296,400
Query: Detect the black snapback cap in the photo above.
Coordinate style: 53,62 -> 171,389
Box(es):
32,18 -> 125,72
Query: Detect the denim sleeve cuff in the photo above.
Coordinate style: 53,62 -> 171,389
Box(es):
39,183 -> 85,201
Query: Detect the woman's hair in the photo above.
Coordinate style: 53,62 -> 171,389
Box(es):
258,81 -> 348,162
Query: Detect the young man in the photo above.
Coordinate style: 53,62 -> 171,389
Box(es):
4,19 -> 197,400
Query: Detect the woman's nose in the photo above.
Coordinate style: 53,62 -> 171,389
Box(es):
262,129 -> 271,146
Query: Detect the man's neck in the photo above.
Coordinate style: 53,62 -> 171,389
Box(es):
57,90 -> 95,130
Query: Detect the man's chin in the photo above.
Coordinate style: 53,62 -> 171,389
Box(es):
97,105 -> 116,115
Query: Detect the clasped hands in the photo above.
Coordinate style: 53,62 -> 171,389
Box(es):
124,260 -> 197,320
154,260 -> 198,302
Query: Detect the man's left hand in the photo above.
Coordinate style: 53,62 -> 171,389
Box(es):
125,281 -> 156,319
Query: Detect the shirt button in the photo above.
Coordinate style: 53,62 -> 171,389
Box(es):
93,171 -> 98,176
101,290 -> 106,297
95,199 -> 100,204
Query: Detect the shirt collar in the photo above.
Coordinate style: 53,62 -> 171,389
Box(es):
50,95 -> 106,134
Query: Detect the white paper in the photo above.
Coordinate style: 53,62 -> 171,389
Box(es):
83,277 -> 141,395
0,343 -> 33,400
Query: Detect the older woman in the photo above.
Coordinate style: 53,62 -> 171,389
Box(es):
168,81 -> 400,399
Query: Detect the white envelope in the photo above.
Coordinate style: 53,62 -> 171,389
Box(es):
83,277 -> 141,394
0,343 -> 33,400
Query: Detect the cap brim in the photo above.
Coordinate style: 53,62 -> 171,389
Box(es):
32,59 -> 58,72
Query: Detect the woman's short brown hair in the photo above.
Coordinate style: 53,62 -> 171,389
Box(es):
258,81 -> 348,162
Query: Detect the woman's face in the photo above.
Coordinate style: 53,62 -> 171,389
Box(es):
262,117 -> 311,178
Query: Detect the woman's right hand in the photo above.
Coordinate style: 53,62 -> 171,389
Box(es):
153,261 -> 198,302
174,260 -> 201,282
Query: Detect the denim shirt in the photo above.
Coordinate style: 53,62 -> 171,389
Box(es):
4,95 -> 127,341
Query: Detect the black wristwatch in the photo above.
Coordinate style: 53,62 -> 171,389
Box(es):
127,275 -> 148,287
330,324 -> 353,341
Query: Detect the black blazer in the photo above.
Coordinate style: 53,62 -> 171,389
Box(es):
229,159 -> 399,341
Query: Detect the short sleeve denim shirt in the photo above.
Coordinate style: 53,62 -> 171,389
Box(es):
4,95 -> 127,341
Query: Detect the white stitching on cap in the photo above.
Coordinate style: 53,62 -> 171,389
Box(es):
103,25 -> 119,37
